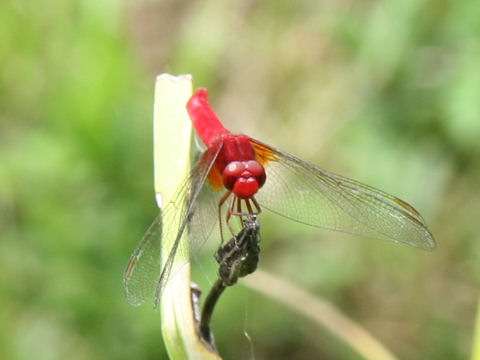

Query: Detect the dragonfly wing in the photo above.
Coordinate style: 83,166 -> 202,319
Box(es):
153,145 -> 224,307
187,176 -> 222,254
123,214 -> 163,306
123,145 -> 223,307
251,139 -> 436,250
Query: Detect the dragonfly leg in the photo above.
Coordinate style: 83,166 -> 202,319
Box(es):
229,197 -> 262,218
225,196 -> 263,243
251,196 -> 262,215
225,195 -> 237,237
245,198 -> 254,215
218,191 -> 232,243
236,197 -> 244,228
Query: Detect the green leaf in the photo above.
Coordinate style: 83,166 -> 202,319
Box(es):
153,74 -> 221,360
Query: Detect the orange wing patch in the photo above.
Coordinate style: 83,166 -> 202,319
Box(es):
208,164 -> 224,190
251,140 -> 277,167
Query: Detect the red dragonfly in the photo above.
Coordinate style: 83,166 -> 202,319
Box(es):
124,88 -> 436,307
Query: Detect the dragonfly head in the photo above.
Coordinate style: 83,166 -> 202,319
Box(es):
222,160 -> 266,199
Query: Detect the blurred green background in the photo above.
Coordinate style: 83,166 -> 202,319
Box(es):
1,0 -> 480,359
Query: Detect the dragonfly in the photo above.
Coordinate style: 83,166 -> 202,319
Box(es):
123,88 -> 436,307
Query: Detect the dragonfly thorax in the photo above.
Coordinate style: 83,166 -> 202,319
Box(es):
222,160 -> 266,199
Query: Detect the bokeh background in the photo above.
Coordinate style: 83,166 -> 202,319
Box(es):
1,0 -> 480,359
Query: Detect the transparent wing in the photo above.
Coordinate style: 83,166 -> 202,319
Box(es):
123,145 -> 223,307
251,139 -> 436,250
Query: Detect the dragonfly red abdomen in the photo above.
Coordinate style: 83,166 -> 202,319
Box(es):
186,88 -> 230,147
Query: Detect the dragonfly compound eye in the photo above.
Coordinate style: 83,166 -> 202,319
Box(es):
223,160 -> 266,196
244,160 -> 266,187
223,161 -> 245,190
